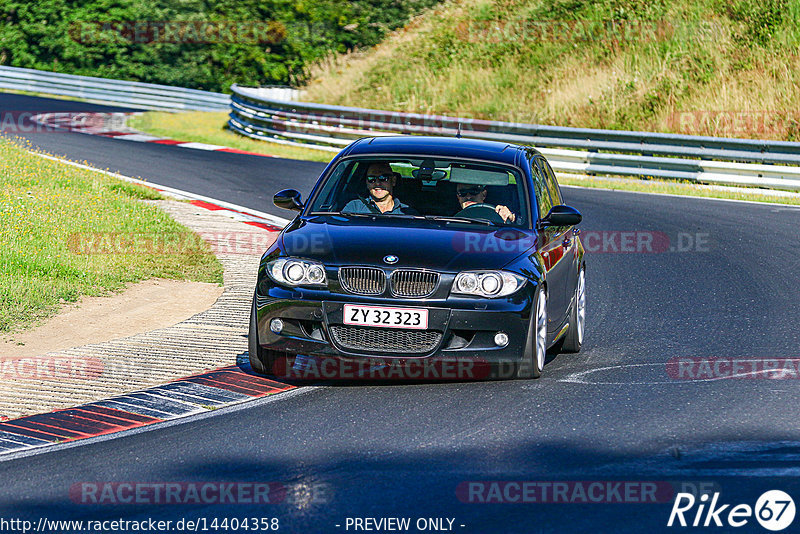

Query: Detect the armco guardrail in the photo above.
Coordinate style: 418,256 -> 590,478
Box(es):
0,65 -> 230,111
228,84 -> 800,190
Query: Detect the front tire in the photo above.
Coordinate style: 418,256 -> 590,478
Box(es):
248,294 -> 279,375
517,286 -> 547,379
561,267 -> 585,353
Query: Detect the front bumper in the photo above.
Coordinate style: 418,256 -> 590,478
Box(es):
254,283 -> 535,380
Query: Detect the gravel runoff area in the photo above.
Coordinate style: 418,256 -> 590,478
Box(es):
0,200 -> 279,420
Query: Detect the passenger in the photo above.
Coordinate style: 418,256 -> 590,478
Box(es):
455,183 -> 516,223
342,162 -> 419,215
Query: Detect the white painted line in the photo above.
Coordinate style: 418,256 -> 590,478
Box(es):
0,439 -> 35,451
177,142 -> 229,151
558,360 -> 800,385
112,133 -> 166,142
145,389 -> 231,408
0,437 -> 35,449
0,431 -> 51,446
95,399 -> 182,419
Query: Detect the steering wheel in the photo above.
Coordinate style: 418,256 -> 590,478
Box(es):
455,203 -> 505,224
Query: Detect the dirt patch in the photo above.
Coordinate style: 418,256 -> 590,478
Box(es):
1,278 -> 223,359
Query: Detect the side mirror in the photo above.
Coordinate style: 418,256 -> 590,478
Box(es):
273,189 -> 304,212
539,205 -> 582,228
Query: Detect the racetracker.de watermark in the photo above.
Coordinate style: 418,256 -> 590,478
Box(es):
272,355 -> 503,381
667,357 -> 800,380
453,19 -> 727,44
68,231 -> 277,256
581,231 -> 710,253
276,229 -> 711,257
69,482 -> 286,505
456,480 -> 720,504
667,110 -> 800,137
0,356 -> 103,380
69,21 -> 287,44
0,112 -> 127,134
451,231 -> 710,254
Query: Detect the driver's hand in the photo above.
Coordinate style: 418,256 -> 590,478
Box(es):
495,205 -> 515,222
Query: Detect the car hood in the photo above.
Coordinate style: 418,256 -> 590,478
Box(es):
281,216 -> 537,272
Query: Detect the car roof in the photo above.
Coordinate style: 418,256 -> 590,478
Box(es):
341,136 -> 539,166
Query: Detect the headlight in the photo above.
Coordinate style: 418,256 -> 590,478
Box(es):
267,258 -> 328,287
452,270 -> 525,298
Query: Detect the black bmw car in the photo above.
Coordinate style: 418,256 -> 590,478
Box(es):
249,136 -> 585,380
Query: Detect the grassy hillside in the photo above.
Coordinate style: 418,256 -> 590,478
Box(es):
304,0 -> 800,140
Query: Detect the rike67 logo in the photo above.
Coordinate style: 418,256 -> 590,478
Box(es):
668,490 -> 795,531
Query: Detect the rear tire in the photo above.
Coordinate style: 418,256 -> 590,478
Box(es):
248,294 -> 279,375
517,286 -> 547,379
561,267 -> 585,353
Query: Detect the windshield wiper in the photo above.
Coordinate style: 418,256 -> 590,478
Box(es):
316,211 -> 426,220
317,212 -> 488,224
377,213 -> 426,219
315,211 -> 371,217
424,215 -> 496,226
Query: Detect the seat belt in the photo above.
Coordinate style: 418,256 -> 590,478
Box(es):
358,195 -> 382,214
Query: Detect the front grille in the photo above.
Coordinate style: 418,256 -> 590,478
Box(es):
330,325 -> 442,353
339,267 -> 386,295
391,270 -> 439,297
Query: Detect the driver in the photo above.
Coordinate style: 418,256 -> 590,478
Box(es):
456,183 -> 516,223
343,162 -> 419,215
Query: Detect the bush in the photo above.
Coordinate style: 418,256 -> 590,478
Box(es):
0,0 -> 439,92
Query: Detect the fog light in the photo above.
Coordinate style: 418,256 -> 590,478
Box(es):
270,318 -> 284,334
494,332 -> 509,347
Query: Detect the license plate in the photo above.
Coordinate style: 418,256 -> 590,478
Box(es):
343,304 -> 428,330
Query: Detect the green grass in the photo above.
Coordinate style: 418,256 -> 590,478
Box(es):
0,135 -> 223,333
304,0 -> 800,141
129,112 -> 334,163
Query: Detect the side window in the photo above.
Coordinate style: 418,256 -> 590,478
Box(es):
540,158 -> 563,205
531,158 -> 553,219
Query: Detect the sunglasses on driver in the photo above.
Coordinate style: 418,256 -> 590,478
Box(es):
366,174 -> 393,184
456,187 -> 485,197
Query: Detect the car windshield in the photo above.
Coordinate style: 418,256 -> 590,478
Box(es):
307,157 -> 528,226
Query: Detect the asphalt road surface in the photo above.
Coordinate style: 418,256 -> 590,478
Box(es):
2,94 -> 800,533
